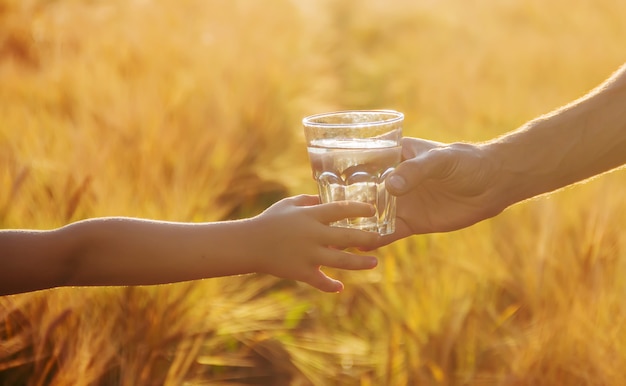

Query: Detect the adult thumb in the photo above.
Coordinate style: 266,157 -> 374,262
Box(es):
386,148 -> 449,196
386,172 -> 410,195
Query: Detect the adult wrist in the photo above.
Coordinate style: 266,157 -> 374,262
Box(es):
478,139 -> 535,211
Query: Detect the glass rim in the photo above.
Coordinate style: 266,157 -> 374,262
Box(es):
302,109 -> 404,128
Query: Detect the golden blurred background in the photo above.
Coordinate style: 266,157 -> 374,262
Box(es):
1,0 -> 626,384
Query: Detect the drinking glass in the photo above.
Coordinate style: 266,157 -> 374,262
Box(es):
303,110 -> 403,235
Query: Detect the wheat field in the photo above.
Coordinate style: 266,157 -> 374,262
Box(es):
1,0 -> 626,385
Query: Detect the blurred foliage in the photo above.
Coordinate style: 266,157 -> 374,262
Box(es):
1,0 -> 626,385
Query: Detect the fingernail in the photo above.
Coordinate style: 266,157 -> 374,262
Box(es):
387,175 -> 406,191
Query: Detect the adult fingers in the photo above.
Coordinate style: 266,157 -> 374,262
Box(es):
400,137 -> 443,160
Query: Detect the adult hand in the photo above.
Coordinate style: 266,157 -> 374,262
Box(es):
375,137 -> 507,246
371,64 -> 626,248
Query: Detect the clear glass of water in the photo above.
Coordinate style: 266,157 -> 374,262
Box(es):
302,110 -> 403,235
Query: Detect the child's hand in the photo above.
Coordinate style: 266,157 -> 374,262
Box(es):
251,195 -> 380,292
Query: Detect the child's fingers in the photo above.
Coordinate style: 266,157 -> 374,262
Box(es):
288,194 -> 321,207
317,249 -> 378,271
312,201 -> 376,223
304,269 -> 344,293
323,227 -> 380,250
359,222 -> 409,251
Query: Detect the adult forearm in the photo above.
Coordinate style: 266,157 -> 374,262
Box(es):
483,63 -> 626,207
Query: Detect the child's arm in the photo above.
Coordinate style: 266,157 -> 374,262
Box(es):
0,195 -> 380,296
